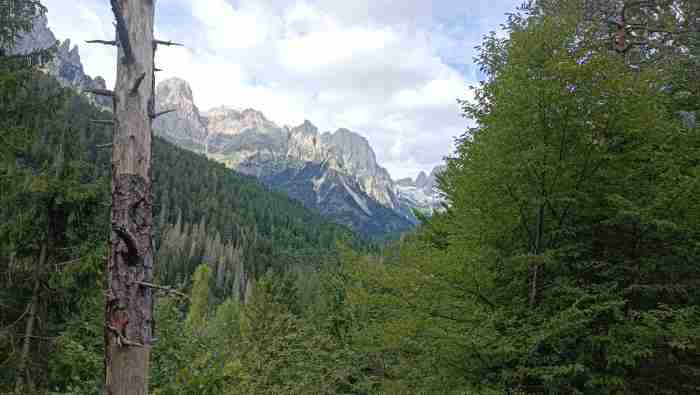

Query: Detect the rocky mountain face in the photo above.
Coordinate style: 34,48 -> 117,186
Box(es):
13,15 -> 442,237
152,78 -> 452,236
153,78 -> 207,151
10,15 -> 112,109
394,165 -> 446,218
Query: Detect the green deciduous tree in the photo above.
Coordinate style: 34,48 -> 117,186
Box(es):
342,1 -> 700,393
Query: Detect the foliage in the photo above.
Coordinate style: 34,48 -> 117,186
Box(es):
339,1 -> 700,393
0,38 -> 363,395
2,0 -> 700,393
0,0 -> 46,53
186,264 -> 212,332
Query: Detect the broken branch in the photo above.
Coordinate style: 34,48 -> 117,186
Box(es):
132,281 -> 189,299
84,88 -> 114,97
86,40 -> 117,46
154,39 -> 184,47
150,109 -> 176,119
106,325 -> 144,348
131,72 -> 146,95
91,119 -> 115,126
96,143 -> 113,149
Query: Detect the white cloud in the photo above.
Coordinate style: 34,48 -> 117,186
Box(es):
191,0 -> 270,50
39,0 -> 519,180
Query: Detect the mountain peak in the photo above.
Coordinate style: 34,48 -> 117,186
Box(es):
204,106 -> 280,138
291,120 -> 319,136
12,15 -> 110,108
149,77 -> 430,224
157,77 -> 194,102
240,108 -> 271,126
153,78 -> 207,148
11,14 -> 56,55
415,171 -> 429,188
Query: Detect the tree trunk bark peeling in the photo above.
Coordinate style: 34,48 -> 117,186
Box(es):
105,1 -> 155,394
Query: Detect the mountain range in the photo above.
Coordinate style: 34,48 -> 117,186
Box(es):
153,77 -> 444,235
14,15 -> 445,237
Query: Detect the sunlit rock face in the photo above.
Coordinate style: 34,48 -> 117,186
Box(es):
394,165 -> 446,221
152,78 -> 418,235
153,78 -> 208,152
150,76 -> 451,235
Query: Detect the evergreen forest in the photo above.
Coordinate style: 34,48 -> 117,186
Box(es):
1,0 -> 699,394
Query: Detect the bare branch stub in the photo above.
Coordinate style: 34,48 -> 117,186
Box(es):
86,40 -> 117,46
132,280 -> 189,299
150,109 -> 176,119
91,119 -> 115,125
110,0 -> 134,64
106,325 -> 144,348
131,72 -> 146,95
96,143 -> 113,149
153,39 -> 184,47
85,88 -> 114,97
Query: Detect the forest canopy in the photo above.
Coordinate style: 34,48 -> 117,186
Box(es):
1,0 -> 699,394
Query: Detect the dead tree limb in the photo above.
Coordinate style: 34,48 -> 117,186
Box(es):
132,281 -> 189,299
84,88 -> 114,97
131,72 -> 146,95
150,109 -> 176,119
153,39 -> 183,47
86,40 -> 117,46
91,119 -> 115,125
106,326 -> 144,348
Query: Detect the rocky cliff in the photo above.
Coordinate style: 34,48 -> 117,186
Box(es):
10,15 -> 111,109
153,78 -> 208,151
152,78 -> 416,236
394,165 -> 446,219
12,15 -> 441,237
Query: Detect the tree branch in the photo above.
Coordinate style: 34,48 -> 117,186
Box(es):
85,40 -> 117,46
132,281 -> 189,299
91,119 -> 115,126
153,39 -> 184,47
131,72 -> 146,95
106,325 -> 144,348
504,183 -> 535,250
84,88 -> 114,97
150,109 -> 176,119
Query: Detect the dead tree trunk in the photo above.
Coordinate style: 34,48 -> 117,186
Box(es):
85,2 -> 182,392
104,1 -> 155,394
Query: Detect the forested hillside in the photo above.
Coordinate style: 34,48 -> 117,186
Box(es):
0,54 -> 361,393
2,0 -> 699,394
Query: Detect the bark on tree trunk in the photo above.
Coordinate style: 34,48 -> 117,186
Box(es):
104,1 -> 155,394
15,243 -> 47,393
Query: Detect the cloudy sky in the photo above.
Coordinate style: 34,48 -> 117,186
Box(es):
42,0 -> 519,180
